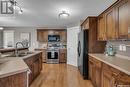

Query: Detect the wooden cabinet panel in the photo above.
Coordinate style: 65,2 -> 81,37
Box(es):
115,72 -> 130,86
33,59 -> 39,78
37,30 -> 48,42
89,55 -> 130,87
102,63 -> 115,87
105,8 -> 116,40
24,53 -> 42,85
60,31 -> 67,42
98,14 -> 106,41
35,49 -> 46,63
0,72 -> 27,87
115,0 -> 130,39
37,29 -> 67,42
89,56 -> 102,87
59,49 -> 67,63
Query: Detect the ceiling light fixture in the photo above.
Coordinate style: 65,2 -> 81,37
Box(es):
59,11 -> 70,19
0,27 -> 4,30
9,0 -> 23,14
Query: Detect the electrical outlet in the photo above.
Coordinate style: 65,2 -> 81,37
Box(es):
119,45 -> 123,51
122,45 -> 126,51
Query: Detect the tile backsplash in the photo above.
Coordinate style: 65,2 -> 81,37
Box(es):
107,41 -> 130,57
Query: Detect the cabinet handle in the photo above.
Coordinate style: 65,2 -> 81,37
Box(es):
113,72 -> 118,76
128,27 -> 130,34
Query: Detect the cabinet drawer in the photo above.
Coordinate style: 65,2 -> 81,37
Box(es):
89,56 -> 102,68
116,72 -> 130,85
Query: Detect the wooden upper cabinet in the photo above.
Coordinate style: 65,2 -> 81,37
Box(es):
59,31 -> 67,42
115,0 -> 130,39
81,19 -> 89,30
97,14 -> 106,41
37,30 -> 48,42
104,8 -> 116,40
37,29 -> 67,42
89,56 -> 102,87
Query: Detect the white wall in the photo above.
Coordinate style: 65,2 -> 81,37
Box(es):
0,30 -> 3,48
4,27 -> 38,51
67,26 -> 80,67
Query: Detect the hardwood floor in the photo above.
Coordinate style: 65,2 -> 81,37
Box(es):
30,63 -> 93,87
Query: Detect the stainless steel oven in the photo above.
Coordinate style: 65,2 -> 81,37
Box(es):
46,49 -> 59,63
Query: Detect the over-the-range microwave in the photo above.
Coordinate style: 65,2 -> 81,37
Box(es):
48,35 -> 60,42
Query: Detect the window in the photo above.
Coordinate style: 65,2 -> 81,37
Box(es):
3,30 -> 14,48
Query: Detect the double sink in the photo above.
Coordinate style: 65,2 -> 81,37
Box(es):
6,51 -> 34,57
0,51 -> 34,65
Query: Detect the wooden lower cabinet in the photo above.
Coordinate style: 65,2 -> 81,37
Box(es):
24,52 -> 42,85
59,49 -> 67,63
35,49 -> 46,63
89,56 -> 102,87
102,64 -> 115,87
89,56 -> 130,87
0,72 -> 27,87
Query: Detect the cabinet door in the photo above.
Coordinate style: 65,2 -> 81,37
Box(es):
37,31 -> 43,42
98,14 -> 106,41
105,8 -> 116,40
89,58 -> 96,86
115,72 -> 130,86
102,64 -> 115,87
39,53 -> 42,71
33,59 -> 39,78
37,30 -> 48,42
28,65 -> 33,85
59,49 -> 67,63
115,0 -> 130,39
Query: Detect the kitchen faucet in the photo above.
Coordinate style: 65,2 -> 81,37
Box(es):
15,42 -> 24,56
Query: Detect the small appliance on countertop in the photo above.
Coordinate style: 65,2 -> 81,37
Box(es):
105,44 -> 116,56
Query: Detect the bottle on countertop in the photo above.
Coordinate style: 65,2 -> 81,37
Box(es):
105,44 -> 116,56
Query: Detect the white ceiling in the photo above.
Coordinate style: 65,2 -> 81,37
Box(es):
0,0 -> 116,28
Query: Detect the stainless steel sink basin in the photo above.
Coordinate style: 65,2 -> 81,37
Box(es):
6,51 -> 34,57
6,54 -> 27,57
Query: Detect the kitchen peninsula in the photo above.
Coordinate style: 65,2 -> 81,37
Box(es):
0,48 -> 42,87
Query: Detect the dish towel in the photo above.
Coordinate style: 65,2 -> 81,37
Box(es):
51,51 -> 55,58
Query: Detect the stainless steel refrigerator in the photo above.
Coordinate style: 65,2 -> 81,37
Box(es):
78,29 -> 89,79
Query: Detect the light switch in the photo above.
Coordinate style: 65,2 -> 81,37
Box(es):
122,45 -> 126,51
119,45 -> 122,51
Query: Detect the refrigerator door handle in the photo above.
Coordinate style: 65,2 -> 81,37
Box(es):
78,41 -> 81,57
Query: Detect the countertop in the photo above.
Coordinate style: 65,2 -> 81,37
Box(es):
0,47 -> 28,53
89,53 -> 130,75
0,51 -> 42,78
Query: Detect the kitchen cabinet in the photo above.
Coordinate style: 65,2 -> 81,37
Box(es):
24,52 -> 42,85
37,30 -> 48,42
89,55 -> 130,87
33,58 -> 39,78
0,72 -> 27,87
97,0 -> 130,40
97,14 -> 106,41
35,49 -> 46,63
59,49 -> 67,63
24,56 -> 34,84
59,31 -> 67,42
37,29 -> 67,42
102,63 -> 115,87
104,7 -> 116,40
89,56 -> 102,87
115,72 -> 130,86
115,0 -> 130,39
81,19 -> 89,30
81,17 -> 106,53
